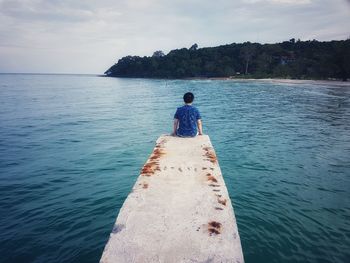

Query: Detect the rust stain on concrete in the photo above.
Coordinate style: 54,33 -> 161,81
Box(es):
203,146 -> 217,164
218,198 -> 227,206
207,175 -> 218,183
208,221 -> 222,235
141,146 -> 165,176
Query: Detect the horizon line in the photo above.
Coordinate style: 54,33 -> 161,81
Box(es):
0,72 -> 102,76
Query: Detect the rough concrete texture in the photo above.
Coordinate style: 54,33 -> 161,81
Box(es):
100,135 -> 244,263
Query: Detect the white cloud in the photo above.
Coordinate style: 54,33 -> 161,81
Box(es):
269,0 -> 311,3
243,0 -> 311,3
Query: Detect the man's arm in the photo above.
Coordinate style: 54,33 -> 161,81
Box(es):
197,119 -> 203,135
172,119 -> 179,136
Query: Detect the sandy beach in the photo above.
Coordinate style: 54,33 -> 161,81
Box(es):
188,77 -> 350,87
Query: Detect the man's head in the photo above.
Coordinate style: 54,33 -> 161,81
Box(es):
183,92 -> 194,104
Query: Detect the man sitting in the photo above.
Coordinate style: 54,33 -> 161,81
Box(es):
172,92 -> 203,137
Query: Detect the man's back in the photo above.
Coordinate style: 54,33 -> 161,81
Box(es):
174,105 -> 201,137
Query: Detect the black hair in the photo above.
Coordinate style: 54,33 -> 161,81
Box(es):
183,92 -> 194,103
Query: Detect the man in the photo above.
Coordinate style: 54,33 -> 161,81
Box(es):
172,92 -> 203,137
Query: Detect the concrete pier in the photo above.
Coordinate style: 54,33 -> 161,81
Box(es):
100,135 -> 244,263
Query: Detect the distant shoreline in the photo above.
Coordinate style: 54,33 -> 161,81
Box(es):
191,77 -> 350,87
103,74 -> 350,86
1,73 -> 349,87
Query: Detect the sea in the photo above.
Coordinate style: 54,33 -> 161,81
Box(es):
0,74 -> 349,263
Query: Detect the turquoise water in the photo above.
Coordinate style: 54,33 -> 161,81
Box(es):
0,74 -> 349,263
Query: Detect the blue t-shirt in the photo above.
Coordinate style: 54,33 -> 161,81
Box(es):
174,105 -> 201,137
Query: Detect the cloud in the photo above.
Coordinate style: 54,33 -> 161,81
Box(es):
244,0 -> 312,3
0,0 -> 349,73
0,0 -> 91,22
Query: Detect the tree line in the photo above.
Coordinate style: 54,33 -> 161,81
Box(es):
105,39 -> 350,80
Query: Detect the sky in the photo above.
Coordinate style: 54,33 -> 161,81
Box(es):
0,0 -> 349,74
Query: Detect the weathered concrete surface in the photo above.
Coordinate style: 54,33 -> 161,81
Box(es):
100,135 -> 244,263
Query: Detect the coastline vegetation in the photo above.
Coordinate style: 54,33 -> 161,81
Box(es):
105,39 -> 350,81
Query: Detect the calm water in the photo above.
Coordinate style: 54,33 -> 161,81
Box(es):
0,74 -> 349,263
